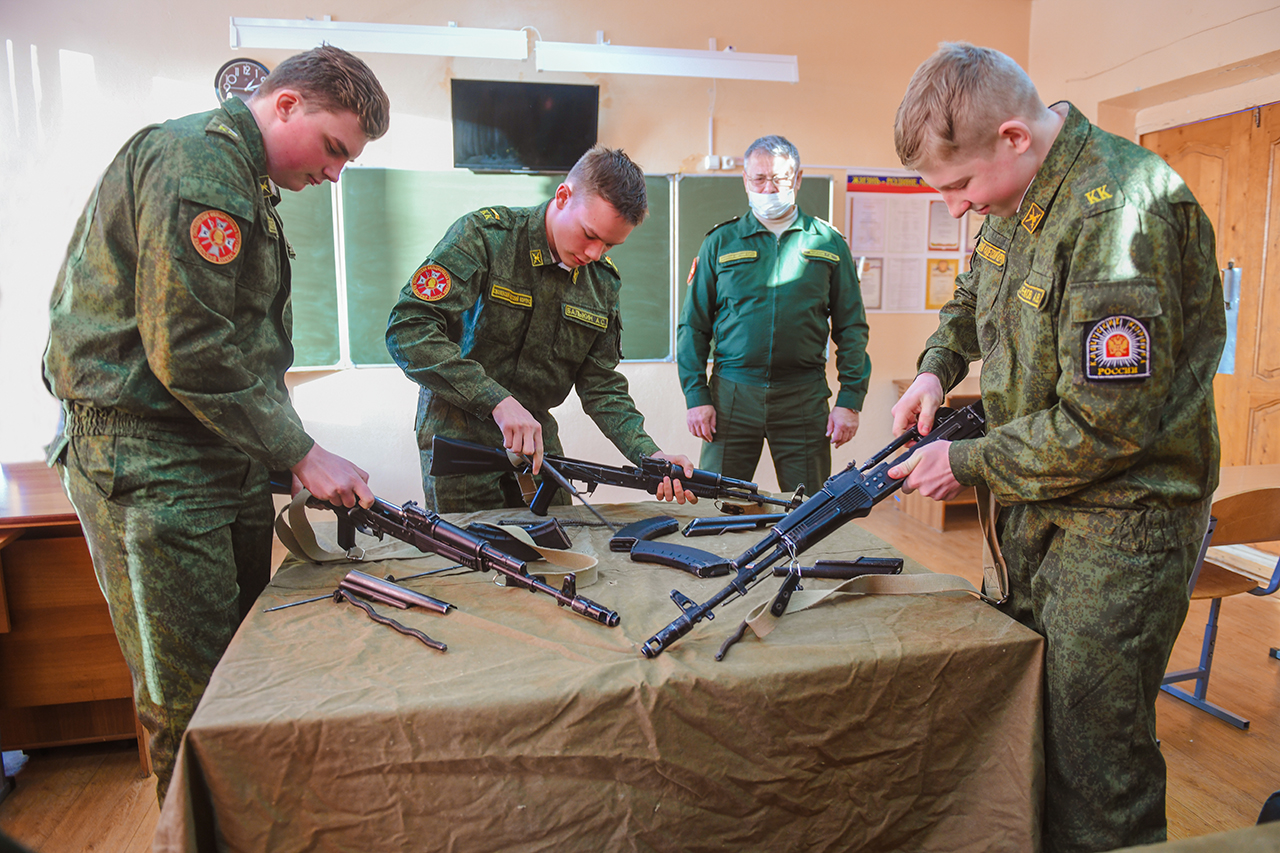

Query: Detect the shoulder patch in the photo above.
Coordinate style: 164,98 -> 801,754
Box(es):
1083,315 -> 1151,381
687,256 -> 698,284
206,117 -> 241,141
409,263 -> 452,302
706,215 -> 741,236
1076,178 -> 1125,216
190,210 -> 241,264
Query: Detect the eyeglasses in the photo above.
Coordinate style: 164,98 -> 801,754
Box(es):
744,172 -> 796,191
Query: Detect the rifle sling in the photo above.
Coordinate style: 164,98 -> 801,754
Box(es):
273,490 -> 599,586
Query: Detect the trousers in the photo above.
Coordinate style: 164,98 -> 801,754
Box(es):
698,374 -> 832,493
996,503 -> 1199,853
59,433 -> 272,803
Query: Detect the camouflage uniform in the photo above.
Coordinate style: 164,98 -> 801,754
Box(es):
677,209 -> 870,491
386,202 -> 662,512
918,103 -> 1225,852
42,97 -> 315,802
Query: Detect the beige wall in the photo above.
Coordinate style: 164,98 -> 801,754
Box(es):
2,0 -> 1024,502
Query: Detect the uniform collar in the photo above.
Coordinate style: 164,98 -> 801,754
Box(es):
220,97 -> 277,203
993,101 -> 1090,239
530,199 -> 557,268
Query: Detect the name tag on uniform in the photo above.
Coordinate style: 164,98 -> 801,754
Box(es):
718,250 -> 757,264
564,304 -> 608,330
975,237 -> 1006,267
490,283 -> 532,308
802,249 -> 840,263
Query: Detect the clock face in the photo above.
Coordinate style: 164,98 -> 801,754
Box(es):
215,59 -> 270,103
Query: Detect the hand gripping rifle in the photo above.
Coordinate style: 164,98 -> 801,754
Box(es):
639,402 -> 986,658
269,476 -> 620,627
430,436 -> 803,516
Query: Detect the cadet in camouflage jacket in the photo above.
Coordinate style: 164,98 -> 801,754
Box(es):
902,100 -> 1224,852
42,47 -> 387,803
386,202 -> 663,511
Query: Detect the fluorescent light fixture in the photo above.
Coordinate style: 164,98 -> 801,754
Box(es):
536,40 -> 798,83
229,17 -> 528,61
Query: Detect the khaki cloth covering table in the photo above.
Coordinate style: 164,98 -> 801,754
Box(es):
153,500 -> 1044,853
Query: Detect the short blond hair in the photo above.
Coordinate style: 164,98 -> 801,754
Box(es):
894,43 -> 1043,170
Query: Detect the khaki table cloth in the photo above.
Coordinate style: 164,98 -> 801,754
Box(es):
155,500 -> 1044,853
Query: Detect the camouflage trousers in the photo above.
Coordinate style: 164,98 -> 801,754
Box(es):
698,375 -> 832,494
996,503 -> 1199,853
58,434 -> 272,804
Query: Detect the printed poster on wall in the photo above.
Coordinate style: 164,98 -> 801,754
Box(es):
845,171 -> 975,313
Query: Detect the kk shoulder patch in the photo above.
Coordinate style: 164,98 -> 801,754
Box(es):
190,210 -> 241,264
409,263 -> 452,302
1083,315 -> 1151,381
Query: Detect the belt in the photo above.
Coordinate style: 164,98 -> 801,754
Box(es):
63,401 -> 220,443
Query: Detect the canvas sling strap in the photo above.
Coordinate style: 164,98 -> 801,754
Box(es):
733,485 -> 1010,647
273,489 -> 599,586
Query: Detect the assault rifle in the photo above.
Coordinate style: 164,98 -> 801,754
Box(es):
639,402 -> 987,658
270,479 -> 620,627
430,436 -> 804,516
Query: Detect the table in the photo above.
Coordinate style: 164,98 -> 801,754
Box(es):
154,500 -> 1044,853
0,463 -> 145,772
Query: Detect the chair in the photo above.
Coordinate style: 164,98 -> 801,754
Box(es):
1161,466 -> 1280,730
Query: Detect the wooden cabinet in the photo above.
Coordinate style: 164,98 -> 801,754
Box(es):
891,378 -> 981,532
0,462 -> 147,773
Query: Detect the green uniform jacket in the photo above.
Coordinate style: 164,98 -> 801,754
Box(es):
919,103 -> 1225,551
385,202 -> 661,460
42,97 -> 314,470
677,208 -> 871,412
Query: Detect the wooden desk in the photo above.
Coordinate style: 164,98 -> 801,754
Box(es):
155,501 -> 1044,853
891,377 -> 982,531
0,462 -> 146,772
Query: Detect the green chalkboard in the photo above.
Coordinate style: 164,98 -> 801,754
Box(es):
275,185 -> 340,367
675,176 -> 832,316
277,171 -> 762,368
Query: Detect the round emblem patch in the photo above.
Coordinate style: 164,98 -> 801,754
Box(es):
410,264 -> 452,302
190,210 -> 241,264
1084,315 -> 1151,381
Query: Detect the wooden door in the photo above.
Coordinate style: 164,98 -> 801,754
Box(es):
1143,103 -> 1280,466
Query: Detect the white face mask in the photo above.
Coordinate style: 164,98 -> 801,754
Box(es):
748,188 -> 796,221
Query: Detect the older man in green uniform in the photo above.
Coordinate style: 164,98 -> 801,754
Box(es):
678,135 -> 871,493
42,46 -> 389,802
890,44 -> 1225,852
387,145 -> 694,512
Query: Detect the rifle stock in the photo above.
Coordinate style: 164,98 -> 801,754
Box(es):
640,402 -> 987,658
430,436 -> 802,515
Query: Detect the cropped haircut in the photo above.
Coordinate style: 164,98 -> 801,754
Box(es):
744,135 -> 801,173
255,45 -> 391,140
566,145 -> 648,226
894,42 -> 1043,170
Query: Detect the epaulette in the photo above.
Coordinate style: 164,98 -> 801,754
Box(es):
472,206 -> 513,228
601,256 -> 621,276
205,116 -> 241,142
1073,170 -> 1125,216
705,215 -> 741,236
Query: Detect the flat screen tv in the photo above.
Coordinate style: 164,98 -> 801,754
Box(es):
452,79 -> 599,173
